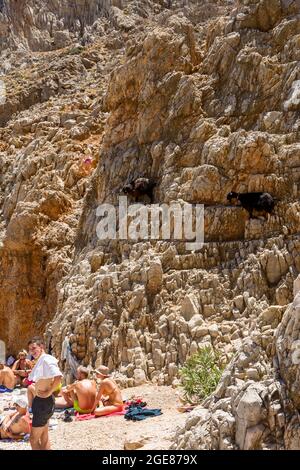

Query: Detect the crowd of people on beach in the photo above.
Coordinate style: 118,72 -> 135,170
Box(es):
0,337 -> 124,450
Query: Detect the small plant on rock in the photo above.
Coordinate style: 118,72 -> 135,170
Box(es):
69,45 -> 84,55
179,346 -> 224,404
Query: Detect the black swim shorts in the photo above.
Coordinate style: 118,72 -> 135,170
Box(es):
32,395 -> 55,428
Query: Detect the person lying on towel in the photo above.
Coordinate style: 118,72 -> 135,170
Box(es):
92,366 -> 124,416
0,362 -> 16,391
0,398 -> 31,440
55,366 -> 97,414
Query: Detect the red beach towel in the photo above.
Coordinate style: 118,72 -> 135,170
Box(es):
75,409 -> 126,421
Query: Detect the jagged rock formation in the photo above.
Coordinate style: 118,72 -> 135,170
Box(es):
49,0 -> 300,383
0,0 -> 112,52
172,275 -> 300,450
0,0 -> 300,449
0,0 -> 126,352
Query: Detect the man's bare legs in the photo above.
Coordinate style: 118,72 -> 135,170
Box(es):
30,425 -> 51,450
55,389 -> 77,409
27,384 -> 36,408
40,426 -> 51,450
64,389 -> 76,404
55,390 -> 73,408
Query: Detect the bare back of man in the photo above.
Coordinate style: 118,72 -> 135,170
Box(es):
57,379 -> 96,413
0,366 -> 16,390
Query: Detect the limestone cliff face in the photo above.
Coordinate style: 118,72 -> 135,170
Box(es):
0,0 -> 124,352
0,0 -> 300,449
50,0 -> 300,378
0,0 -> 112,52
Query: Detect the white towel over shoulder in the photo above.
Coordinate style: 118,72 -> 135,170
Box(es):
29,354 -> 62,382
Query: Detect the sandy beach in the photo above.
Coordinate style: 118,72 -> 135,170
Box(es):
0,385 -> 187,451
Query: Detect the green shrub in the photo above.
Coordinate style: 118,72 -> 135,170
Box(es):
69,46 -> 84,55
179,346 -> 224,404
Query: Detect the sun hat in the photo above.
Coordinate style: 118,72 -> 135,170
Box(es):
94,365 -> 111,377
13,397 -> 28,409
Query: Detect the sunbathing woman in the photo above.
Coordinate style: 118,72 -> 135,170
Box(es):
92,366 -> 124,416
12,350 -> 33,387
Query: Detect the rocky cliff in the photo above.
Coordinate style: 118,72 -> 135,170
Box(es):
0,0 -> 300,450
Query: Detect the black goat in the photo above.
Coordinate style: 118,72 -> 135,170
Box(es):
227,191 -> 276,219
121,178 -> 156,202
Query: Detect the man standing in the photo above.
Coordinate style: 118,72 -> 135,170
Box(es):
27,338 -> 62,450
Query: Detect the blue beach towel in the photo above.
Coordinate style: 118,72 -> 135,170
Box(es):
0,385 -> 13,393
0,434 -> 30,443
